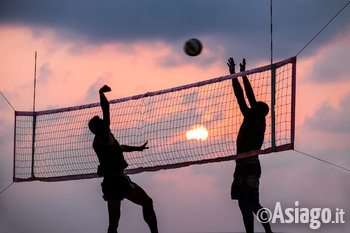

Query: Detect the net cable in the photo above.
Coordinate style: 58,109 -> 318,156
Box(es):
294,149 -> 350,174
296,0 -> 350,56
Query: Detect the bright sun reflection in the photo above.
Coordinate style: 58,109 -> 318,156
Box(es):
186,125 -> 208,141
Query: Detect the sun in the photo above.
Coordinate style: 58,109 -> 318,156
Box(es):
186,125 -> 208,141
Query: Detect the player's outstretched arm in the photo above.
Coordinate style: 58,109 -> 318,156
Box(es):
120,141 -> 149,152
99,85 -> 111,128
240,59 -> 257,107
228,57 -> 248,115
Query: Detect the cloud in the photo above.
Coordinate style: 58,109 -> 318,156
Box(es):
85,77 -> 108,103
307,32 -> 350,83
303,92 -> 350,133
1,0 -> 350,61
38,62 -> 53,84
0,118 -> 12,144
0,1 -> 265,41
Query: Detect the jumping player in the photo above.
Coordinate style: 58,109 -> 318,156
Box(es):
89,85 -> 159,233
227,58 -> 273,233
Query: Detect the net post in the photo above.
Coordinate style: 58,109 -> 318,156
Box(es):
13,112 -> 17,182
271,64 -> 276,151
31,51 -> 37,180
290,57 -> 297,148
31,112 -> 36,179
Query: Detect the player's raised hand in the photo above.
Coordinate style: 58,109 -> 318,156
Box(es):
240,58 -> 246,72
227,57 -> 236,74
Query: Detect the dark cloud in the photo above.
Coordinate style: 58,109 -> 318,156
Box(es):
272,0 -> 350,57
0,1 -> 265,41
1,0 -> 349,62
304,92 -> 350,133
307,40 -> 350,83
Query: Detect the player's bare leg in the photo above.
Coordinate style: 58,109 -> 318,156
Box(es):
127,184 -> 159,233
107,200 -> 121,233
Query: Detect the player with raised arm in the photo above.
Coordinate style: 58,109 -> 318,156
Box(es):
228,58 -> 273,233
88,85 -> 159,233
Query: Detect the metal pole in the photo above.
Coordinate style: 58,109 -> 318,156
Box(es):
270,0 -> 276,151
33,51 -> 37,112
270,0 -> 273,65
271,65 -> 276,151
31,51 -> 37,179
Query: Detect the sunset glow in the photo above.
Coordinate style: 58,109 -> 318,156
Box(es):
186,125 -> 208,141
1,1 -> 350,232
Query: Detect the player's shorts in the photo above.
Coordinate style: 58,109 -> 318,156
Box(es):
231,174 -> 260,200
101,174 -> 136,201
231,160 -> 261,200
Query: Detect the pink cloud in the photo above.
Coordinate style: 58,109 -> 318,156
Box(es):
0,26 -> 225,113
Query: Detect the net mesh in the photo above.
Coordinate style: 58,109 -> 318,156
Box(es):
14,57 -> 296,182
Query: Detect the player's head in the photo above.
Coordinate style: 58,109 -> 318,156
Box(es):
88,116 -> 105,135
256,101 -> 269,116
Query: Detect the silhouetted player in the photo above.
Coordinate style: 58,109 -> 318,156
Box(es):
228,58 -> 273,233
89,85 -> 158,233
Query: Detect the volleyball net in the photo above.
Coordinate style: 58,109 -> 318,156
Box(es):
13,56 -> 296,182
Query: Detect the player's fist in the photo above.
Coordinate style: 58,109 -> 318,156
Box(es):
99,85 -> 111,93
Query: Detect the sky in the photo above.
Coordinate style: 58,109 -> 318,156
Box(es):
1,0 -> 350,232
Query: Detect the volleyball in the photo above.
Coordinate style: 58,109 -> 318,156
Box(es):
184,38 -> 202,56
